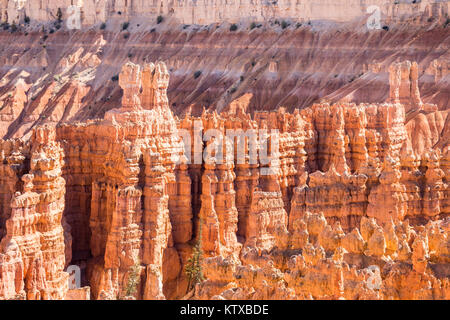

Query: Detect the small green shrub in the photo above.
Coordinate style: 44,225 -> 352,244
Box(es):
185,221 -> 205,294
230,24 -> 238,31
111,75 -> 119,81
281,20 -> 290,29
100,22 -> 106,30
121,22 -> 129,31
194,71 -> 202,79
157,15 -> 164,24
122,259 -> 141,299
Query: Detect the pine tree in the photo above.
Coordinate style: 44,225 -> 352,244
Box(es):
185,220 -> 205,293
123,258 -> 141,299
10,21 -> 17,33
56,8 -> 63,22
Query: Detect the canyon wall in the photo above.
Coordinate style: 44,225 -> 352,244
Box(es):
1,0 -> 449,26
0,0 -> 447,302
0,59 -> 447,300
0,16 -> 448,142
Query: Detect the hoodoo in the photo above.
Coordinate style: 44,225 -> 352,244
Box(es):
0,58 -> 448,300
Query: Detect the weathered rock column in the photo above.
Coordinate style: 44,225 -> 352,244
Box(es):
30,126 -> 68,300
367,156 -> 407,224
142,151 -> 171,300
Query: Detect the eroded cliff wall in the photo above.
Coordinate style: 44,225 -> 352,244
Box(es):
1,0 -> 449,26
0,15 -> 448,144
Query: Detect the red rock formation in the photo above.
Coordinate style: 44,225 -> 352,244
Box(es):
367,156 -> 407,223
389,61 -> 422,112
0,126 -> 68,300
205,210 -> 449,300
290,165 -> 368,231
0,59 -> 448,300
400,146 -> 423,220
422,150 -> 446,218
56,61 -> 185,300
244,139 -> 288,253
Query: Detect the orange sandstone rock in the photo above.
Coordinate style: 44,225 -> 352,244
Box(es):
0,59 -> 448,300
